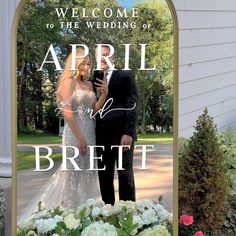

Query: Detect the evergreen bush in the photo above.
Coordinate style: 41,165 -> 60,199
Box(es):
179,108 -> 229,233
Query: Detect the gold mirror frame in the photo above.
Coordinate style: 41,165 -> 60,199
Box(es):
11,0 -> 179,235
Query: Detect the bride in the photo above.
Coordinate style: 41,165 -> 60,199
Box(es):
18,48 -> 108,224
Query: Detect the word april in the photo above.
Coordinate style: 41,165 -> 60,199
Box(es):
33,145 -> 155,171
38,43 -> 156,71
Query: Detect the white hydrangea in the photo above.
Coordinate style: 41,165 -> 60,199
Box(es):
91,207 -> 101,217
141,208 -> 157,225
34,217 -> 59,234
54,215 -> 63,222
138,225 -> 170,236
18,219 -> 35,231
94,200 -> 105,208
101,204 -> 113,217
139,199 -> 155,209
112,204 -> 123,214
81,222 -> 118,236
133,215 -> 144,229
62,208 -> 74,217
114,201 -> 137,214
86,198 -> 97,207
75,205 -> 91,218
153,204 -> 165,212
64,213 -> 81,230
158,208 -> 171,223
18,199 -> 172,236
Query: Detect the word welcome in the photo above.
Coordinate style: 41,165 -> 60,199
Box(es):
55,7 -> 139,19
33,145 -> 155,171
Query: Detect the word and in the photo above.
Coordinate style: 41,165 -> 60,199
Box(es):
58,98 -> 136,119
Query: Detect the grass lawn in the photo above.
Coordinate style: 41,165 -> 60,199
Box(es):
17,151 -> 62,171
136,132 -> 173,145
18,133 -> 62,144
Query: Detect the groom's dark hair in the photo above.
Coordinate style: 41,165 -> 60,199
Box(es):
96,39 -> 114,48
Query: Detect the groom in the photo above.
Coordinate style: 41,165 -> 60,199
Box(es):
94,39 -> 138,205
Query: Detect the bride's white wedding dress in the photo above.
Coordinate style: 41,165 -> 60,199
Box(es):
18,90 -> 100,224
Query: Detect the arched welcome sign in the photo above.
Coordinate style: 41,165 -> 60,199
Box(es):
7,1 -> 178,234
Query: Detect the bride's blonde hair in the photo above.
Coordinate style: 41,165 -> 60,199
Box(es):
56,48 -> 91,103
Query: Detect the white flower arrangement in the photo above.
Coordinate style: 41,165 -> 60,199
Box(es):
17,199 -> 172,236
81,222 -> 118,236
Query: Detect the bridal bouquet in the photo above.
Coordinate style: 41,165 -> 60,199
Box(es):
17,199 -> 172,236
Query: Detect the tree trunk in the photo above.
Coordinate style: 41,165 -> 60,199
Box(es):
18,62 -> 27,130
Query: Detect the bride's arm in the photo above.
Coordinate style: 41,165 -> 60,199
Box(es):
59,78 -> 87,155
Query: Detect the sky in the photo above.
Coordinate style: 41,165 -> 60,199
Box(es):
118,0 -> 136,8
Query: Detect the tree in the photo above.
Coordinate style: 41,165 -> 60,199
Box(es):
130,0 -> 173,133
17,0 -> 63,131
17,0 -> 174,134
179,108 -> 229,233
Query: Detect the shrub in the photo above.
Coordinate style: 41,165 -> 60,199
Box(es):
219,128 -> 236,235
178,214 -> 213,236
178,137 -> 189,156
179,108 -> 229,233
221,195 -> 236,235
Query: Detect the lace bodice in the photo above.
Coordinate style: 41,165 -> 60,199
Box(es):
60,89 -> 96,119
71,89 -> 96,118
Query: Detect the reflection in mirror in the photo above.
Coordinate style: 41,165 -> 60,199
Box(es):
16,0 -> 174,234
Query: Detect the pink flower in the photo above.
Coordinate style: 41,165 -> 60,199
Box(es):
179,214 -> 193,226
194,231 -> 204,236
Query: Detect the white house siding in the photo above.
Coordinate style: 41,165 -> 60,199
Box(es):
173,0 -> 236,136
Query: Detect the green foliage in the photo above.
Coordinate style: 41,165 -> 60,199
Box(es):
17,151 -> 62,170
220,128 -> 236,196
220,127 -> 236,148
17,133 -> 62,144
218,128 -> 236,235
132,0 -> 173,134
178,137 -> 189,156
118,211 -> 139,235
179,108 -> 229,233
16,229 -> 27,236
221,195 -> 236,235
18,126 -> 45,135
44,103 -> 59,134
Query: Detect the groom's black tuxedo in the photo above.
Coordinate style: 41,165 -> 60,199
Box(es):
95,69 -> 138,205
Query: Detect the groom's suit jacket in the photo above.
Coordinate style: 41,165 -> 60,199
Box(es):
95,69 -> 138,142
